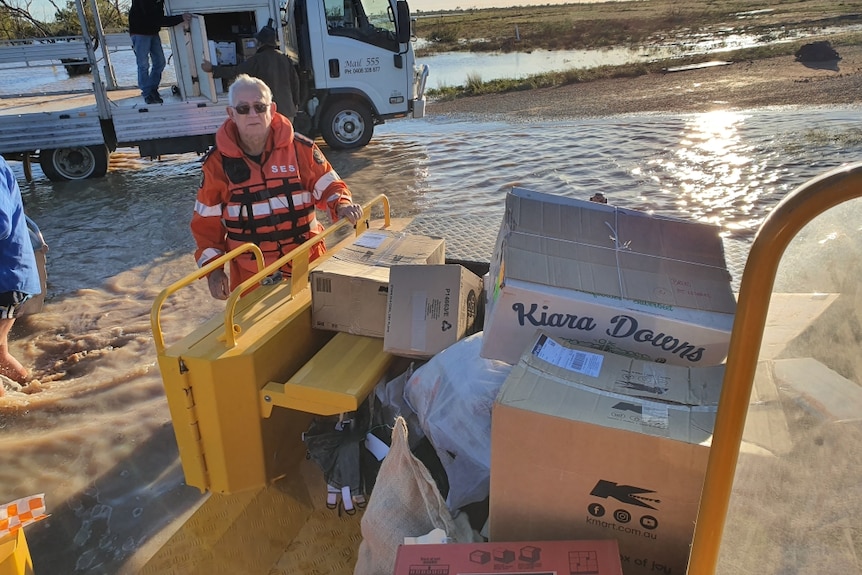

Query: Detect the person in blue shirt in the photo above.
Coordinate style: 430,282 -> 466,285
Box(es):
0,156 -> 40,393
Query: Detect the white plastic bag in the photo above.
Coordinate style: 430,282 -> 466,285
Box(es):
403,332 -> 513,511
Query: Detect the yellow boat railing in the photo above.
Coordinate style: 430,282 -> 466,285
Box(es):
688,161 -> 862,574
150,194 -> 390,353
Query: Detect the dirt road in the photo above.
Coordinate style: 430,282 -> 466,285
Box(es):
427,45 -> 862,118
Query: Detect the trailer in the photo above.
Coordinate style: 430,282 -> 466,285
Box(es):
0,0 -> 428,181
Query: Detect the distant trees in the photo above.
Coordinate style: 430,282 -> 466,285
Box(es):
0,0 -> 128,40
51,0 -> 127,36
0,0 -> 53,37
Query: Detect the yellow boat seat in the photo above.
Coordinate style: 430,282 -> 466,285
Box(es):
259,332 -> 394,417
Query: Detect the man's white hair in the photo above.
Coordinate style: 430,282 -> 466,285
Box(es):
228,74 -> 273,106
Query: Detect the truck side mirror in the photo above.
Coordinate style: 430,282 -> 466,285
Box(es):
395,0 -> 410,44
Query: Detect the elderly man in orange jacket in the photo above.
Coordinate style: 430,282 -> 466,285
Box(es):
190,74 -> 362,300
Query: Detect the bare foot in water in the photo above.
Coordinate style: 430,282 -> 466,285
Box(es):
0,351 -> 29,388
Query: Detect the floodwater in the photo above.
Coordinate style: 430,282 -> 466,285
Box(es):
419,25 -> 862,88
2,102 -> 862,573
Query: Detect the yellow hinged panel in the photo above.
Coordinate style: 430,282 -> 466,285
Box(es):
160,281 -> 331,494
261,332 -> 394,417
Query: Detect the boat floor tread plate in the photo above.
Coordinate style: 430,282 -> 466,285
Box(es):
405,214 -> 497,272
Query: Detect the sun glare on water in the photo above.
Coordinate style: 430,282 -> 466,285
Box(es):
649,110 -> 776,233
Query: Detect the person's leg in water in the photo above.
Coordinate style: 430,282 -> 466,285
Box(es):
0,316 -> 28,394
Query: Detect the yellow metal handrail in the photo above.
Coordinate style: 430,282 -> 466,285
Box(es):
151,243 -> 264,354
688,162 -> 862,574
150,194 -> 390,353
220,194 -> 390,347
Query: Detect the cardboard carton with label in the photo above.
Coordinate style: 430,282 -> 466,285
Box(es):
393,538 -> 623,575
384,264 -> 483,358
310,230 -> 445,338
489,331 -> 725,575
482,188 -> 736,366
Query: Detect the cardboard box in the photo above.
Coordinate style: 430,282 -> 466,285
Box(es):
384,264 -> 483,358
311,230 -> 445,338
239,36 -> 258,59
489,331 -> 724,575
213,41 -> 237,65
393,539 -> 623,575
482,187 -> 736,366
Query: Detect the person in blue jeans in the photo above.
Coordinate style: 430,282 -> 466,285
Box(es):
128,0 -> 191,104
0,156 -> 40,393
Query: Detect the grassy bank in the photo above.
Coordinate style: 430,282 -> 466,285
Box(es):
415,0 -> 862,55
418,0 -> 862,101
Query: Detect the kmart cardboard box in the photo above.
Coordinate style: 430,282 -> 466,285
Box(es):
384,264 -> 483,358
489,331 -> 724,575
393,539 -> 623,575
311,230 -> 445,337
482,187 -> 736,366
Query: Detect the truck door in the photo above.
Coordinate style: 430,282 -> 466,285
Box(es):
307,0 -> 414,148
188,14 -> 218,103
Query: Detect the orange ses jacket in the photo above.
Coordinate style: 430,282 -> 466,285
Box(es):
191,113 -> 354,290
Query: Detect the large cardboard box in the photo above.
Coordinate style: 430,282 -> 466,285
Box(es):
311,230 -> 445,337
384,264 -> 483,358
489,331 -> 724,575
482,187 -> 736,366
393,539 -> 623,575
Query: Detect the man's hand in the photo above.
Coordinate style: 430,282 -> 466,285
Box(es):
336,202 -> 363,224
207,268 -> 230,300
201,60 -> 213,73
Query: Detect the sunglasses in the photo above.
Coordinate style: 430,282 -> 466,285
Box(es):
232,102 -> 270,115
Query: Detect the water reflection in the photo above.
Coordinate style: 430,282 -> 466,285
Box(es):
664,111 -> 753,226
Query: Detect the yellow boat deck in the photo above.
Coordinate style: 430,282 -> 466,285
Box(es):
134,458 -> 363,575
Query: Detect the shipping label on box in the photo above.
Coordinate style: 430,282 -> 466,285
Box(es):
311,231 -> 444,338
384,264 -> 483,358
489,331 -> 723,575
393,539 -> 623,575
214,41 -> 237,65
239,36 -> 258,59
482,187 -> 736,366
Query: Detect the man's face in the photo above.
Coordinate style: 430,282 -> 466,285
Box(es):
227,85 -> 274,142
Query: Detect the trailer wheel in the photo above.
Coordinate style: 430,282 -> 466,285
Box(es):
39,145 -> 109,181
320,100 -> 373,150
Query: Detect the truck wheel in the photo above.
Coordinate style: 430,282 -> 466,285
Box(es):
320,100 -> 373,150
39,145 -> 109,181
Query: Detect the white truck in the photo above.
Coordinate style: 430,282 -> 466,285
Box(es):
0,0 -> 428,181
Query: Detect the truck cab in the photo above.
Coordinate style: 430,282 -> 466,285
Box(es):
166,0 -> 428,149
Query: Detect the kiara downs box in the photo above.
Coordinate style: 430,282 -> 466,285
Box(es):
482,187 -> 736,366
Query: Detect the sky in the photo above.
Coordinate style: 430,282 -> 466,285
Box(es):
410,0 -> 600,11
26,0 -> 605,22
